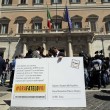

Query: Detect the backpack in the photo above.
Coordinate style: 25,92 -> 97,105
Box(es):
93,62 -> 101,71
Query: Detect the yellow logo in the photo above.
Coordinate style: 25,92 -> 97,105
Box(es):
14,84 -> 46,93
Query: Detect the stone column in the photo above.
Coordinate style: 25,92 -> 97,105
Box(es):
22,38 -> 27,56
7,41 -> 11,59
68,36 -> 73,57
81,0 -> 86,4
87,38 -> 92,57
97,0 -> 101,4
42,37 -> 47,55
88,42 -> 92,56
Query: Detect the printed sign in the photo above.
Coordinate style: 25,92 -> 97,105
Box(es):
11,57 -> 86,107
71,59 -> 80,69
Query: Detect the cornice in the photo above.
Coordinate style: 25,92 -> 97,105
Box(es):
0,5 -> 110,12
0,37 -> 20,42
94,34 -> 110,40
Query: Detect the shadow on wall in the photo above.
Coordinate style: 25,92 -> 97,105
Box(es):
12,38 -> 23,58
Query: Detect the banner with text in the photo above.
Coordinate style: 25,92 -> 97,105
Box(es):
11,57 -> 86,107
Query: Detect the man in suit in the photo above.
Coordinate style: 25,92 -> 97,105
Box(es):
52,47 -> 65,57
0,52 -> 6,86
51,47 -> 65,63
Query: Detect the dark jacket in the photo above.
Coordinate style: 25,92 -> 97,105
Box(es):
57,52 -> 65,57
0,56 -> 6,76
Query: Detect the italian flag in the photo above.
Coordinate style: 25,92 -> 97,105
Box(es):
47,6 -> 52,29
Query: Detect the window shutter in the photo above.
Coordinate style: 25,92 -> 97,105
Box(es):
59,0 -> 62,3
79,22 -> 82,28
41,0 -> 43,3
51,0 -> 54,4
40,23 -> 42,29
34,23 -> 37,29
2,0 -> 4,4
69,0 -> 72,3
9,0 -> 12,4
57,23 -> 62,29
33,0 -> 35,4
24,0 -> 26,4
6,24 -> 8,33
0,24 -> 1,33
59,0 -> 60,3
105,22 -> 109,32
21,0 -> 26,4
90,21 -> 96,32
18,23 -> 24,33
21,0 -> 23,4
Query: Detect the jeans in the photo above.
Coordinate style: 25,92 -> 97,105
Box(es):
1,71 -> 7,85
84,68 -> 89,88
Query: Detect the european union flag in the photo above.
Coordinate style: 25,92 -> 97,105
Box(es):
64,6 -> 72,31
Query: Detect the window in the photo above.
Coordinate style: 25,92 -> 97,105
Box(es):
86,0 -> 96,3
73,22 -> 82,29
53,22 -> 62,29
33,23 -> 42,30
86,14 -> 98,32
20,0 -> 26,4
15,16 -> 27,34
102,0 -> 110,3
105,21 -> 110,32
71,15 -> 82,30
2,0 -> 12,5
103,15 -> 110,32
88,0 -> 94,2
33,0 -> 43,4
18,23 -> 24,33
51,0 -> 62,4
0,17 -> 10,34
31,16 -> 43,31
69,0 -> 80,4
51,15 -> 63,30
0,24 -> 8,34
90,21 -> 96,32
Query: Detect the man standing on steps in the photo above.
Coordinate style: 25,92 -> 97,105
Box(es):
9,56 -> 18,88
0,52 -> 6,86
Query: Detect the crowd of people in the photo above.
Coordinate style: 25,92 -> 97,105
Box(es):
0,46 -> 110,89
0,46 -> 65,87
79,50 -> 110,89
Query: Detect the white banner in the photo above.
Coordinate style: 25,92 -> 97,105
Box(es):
11,57 -> 86,107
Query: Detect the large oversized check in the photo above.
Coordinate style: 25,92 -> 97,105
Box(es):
11,57 -> 86,107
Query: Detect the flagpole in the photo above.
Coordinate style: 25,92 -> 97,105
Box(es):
47,3 -> 48,29
64,2 -> 72,32
47,3 -> 52,30
56,1 -> 57,32
65,0 -> 70,32
47,4 -> 48,30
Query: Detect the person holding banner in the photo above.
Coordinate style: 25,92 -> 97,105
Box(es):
50,47 -> 65,63
46,47 -> 64,63
52,47 -> 65,57
32,46 -> 45,58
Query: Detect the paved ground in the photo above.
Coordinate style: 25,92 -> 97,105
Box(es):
0,84 -> 110,110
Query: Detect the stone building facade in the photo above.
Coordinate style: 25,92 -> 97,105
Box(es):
0,0 -> 110,60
